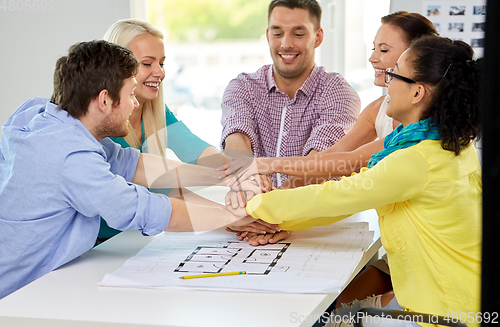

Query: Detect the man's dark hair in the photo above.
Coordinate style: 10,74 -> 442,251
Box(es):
268,0 -> 322,30
51,40 -> 139,118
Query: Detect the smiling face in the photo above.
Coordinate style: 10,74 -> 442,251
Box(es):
369,23 -> 409,87
99,77 -> 139,138
386,50 -> 423,126
128,33 -> 166,107
266,6 -> 323,85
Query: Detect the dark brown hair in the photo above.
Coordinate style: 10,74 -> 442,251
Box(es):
268,0 -> 322,30
382,11 -> 438,46
51,40 -> 139,118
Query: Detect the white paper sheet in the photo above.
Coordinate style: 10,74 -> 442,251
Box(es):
99,222 -> 374,294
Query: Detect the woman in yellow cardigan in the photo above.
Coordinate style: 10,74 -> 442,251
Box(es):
240,35 -> 482,325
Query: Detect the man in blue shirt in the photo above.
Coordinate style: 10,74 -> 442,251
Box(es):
0,40 -> 259,299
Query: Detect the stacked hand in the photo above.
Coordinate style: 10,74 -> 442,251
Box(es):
229,229 -> 293,246
225,175 -> 273,209
219,157 -> 292,246
217,157 -> 272,188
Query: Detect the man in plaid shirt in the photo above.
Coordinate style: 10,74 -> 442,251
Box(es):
221,0 -> 360,188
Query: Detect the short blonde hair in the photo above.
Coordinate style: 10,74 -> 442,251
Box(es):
104,19 -> 167,157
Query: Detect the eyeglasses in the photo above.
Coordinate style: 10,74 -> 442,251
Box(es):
385,68 -> 416,84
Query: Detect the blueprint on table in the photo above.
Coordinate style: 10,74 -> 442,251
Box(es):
99,222 -> 374,293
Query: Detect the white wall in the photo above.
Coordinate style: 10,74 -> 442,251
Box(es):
390,0 -> 422,12
0,0 -> 131,133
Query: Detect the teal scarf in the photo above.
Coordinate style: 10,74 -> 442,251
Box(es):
368,118 -> 441,168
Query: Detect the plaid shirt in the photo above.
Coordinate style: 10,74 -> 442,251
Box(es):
221,64 -> 360,186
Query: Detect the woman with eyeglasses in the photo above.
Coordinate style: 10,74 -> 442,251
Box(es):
238,35 -> 482,326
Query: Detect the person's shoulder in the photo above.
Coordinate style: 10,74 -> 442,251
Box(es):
376,144 -> 431,176
5,98 -> 104,159
55,128 -> 103,156
410,140 -> 443,155
164,104 -> 179,125
315,66 -> 356,90
17,96 -> 50,111
410,140 -> 480,177
365,95 -> 387,114
236,65 -> 270,81
4,97 -> 50,128
399,140 -> 449,170
354,95 -> 386,127
234,64 -> 271,82
315,66 -> 345,82
225,65 -> 271,95
107,136 -> 131,148
101,137 -> 135,154
310,67 -> 360,108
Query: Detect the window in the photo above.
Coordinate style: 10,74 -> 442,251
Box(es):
141,0 -> 390,148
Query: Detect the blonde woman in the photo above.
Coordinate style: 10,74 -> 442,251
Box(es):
97,19 -> 231,244
103,19 -> 225,163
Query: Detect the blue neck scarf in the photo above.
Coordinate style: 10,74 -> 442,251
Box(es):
368,118 -> 441,168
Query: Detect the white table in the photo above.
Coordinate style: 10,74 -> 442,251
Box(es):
0,187 -> 381,327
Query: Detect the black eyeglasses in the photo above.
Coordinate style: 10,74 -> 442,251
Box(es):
385,68 -> 416,84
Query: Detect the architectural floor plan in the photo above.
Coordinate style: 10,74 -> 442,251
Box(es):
174,241 -> 290,274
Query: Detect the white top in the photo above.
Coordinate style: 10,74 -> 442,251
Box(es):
374,94 -> 394,139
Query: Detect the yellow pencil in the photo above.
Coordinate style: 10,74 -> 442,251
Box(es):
180,271 -> 247,279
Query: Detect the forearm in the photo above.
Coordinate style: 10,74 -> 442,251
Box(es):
246,149 -> 429,226
166,198 -> 241,232
278,214 -> 351,231
165,199 -> 255,232
246,181 -> 366,225
195,146 -> 233,168
278,176 -> 308,189
266,140 -> 384,179
321,97 -> 382,154
321,129 -> 377,154
167,188 -> 225,207
264,152 -> 364,179
223,133 -> 253,158
133,153 -> 228,188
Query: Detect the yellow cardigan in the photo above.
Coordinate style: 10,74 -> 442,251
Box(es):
246,140 -> 481,325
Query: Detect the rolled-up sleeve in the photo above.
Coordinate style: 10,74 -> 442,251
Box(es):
60,149 -> 171,236
220,78 -> 259,153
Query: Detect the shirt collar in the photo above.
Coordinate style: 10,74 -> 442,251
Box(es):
265,64 -> 319,98
300,65 -> 319,97
265,64 -> 278,92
